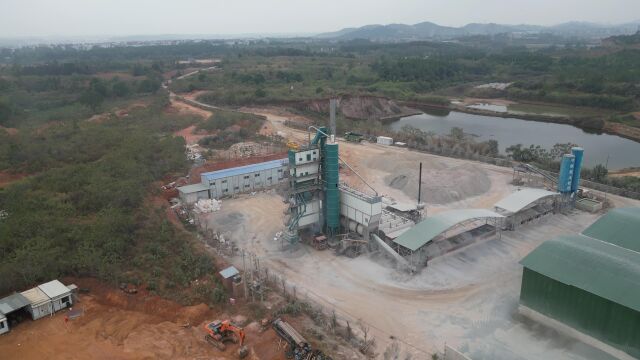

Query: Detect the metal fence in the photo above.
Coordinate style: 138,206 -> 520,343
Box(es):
204,235 -> 436,359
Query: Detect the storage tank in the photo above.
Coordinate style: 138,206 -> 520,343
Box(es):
558,154 -> 575,193
323,142 -> 340,236
570,147 -> 584,192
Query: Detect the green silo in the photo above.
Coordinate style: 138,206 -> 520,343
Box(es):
323,142 -> 340,236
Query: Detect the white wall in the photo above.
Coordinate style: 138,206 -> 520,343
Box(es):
28,302 -> 53,320
0,317 -> 8,335
51,294 -> 72,312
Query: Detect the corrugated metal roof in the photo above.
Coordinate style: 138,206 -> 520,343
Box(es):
393,209 -> 504,251
201,159 -> 288,182
582,207 -> 640,253
384,227 -> 411,239
387,202 -> 417,212
0,293 -> 30,314
494,188 -> 557,214
520,234 -> 640,312
21,287 -> 50,306
219,266 -> 239,279
177,183 -> 209,194
38,280 -> 70,298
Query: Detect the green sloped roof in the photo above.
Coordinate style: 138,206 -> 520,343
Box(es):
582,207 -> 640,252
393,209 -> 504,251
520,235 -> 640,312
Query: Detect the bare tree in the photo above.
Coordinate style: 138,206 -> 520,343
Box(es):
383,341 -> 401,360
330,309 -> 338,333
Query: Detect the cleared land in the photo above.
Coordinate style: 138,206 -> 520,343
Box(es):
0,279 -> 287,360
198,110 -> 640,359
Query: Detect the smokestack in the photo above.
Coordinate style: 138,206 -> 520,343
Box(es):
418,162 -> 422,204
329,98 -> 337,138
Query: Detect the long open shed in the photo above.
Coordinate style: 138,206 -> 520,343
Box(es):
494,188 -> 558,230
0,293 -> 30,334
393,209 -> 504,252
494,188 -> 558,214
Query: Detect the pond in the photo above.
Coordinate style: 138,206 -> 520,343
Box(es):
390,110 -> 640,170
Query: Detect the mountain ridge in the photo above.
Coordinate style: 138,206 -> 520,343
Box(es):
317,20 -> 640,40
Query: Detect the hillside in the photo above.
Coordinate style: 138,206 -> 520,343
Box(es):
317,20 -> 640,41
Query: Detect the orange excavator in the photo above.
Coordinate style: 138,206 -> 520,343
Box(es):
203,319 -> 249,358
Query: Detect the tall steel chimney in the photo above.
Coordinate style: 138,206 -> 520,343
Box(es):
329,98 -> 337,138
418,162 -> 423,204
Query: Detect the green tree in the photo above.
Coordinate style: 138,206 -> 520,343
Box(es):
0,97 -> 13,125
591,164 -> 609,182
486,140 -> 499,157
450,127 -> 464,141
79,90 -> 104,113
112,81 -> 131,97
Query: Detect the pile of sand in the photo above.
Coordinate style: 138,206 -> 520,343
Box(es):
367,155 -> 491,204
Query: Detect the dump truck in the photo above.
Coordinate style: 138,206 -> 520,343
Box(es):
272,318 -> 333,360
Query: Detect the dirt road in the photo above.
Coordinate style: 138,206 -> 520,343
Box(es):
196,106 -> 640,359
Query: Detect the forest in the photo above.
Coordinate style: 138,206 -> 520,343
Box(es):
1,35 -> 640,297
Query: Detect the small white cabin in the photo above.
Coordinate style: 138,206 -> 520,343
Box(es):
38,280 -> 73,312
21,287 -> 53,320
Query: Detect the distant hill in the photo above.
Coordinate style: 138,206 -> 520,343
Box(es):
317,20 -> 640,41
603,31 -> 640,48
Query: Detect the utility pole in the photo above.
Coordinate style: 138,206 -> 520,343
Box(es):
604,154 -> 610,206
242,249 -> 247,300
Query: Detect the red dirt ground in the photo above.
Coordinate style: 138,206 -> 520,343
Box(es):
0,278 -> 287,360
0,171 -> 29,188
173,125 -> 210,145
0,125 -> 18,136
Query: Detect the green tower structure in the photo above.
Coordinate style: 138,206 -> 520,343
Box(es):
323,142 -> 340,236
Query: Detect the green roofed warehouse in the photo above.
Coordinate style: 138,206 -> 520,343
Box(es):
519,207 -> 640,360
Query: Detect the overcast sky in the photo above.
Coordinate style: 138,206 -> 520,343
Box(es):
2,0 -> 640,37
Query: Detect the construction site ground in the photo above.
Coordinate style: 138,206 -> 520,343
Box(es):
198,106 -> 640,359
0,278 -> 290,360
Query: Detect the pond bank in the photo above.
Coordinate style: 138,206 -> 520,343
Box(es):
399,100 -> 640,144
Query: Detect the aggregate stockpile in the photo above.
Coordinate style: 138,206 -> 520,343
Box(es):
194,198 -> 222,213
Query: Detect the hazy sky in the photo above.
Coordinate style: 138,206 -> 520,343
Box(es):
2,0 -> 640,37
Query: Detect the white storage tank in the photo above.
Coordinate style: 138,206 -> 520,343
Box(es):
377,136 -> 393,146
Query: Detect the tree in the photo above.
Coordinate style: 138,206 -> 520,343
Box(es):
591,164 -> 608,182
112,81 -> 130,97
550,143 -> 577,160
486,140 -> 499,157
79,90 -> 104,113
254,88 -> 267,98
0,97 -> 13,125
449,127 -> 464,141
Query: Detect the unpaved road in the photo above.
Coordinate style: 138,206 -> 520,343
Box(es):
199,106 -> 639,359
